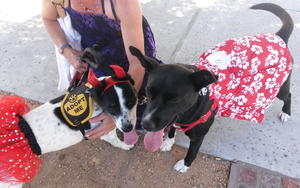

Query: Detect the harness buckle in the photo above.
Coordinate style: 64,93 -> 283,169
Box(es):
138,95 -> 148,105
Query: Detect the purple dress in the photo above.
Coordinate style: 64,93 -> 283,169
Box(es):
65,8 -> 156,77
65,1 -> 157,129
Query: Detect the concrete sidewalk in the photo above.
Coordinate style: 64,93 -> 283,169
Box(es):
0,0 -> 300,180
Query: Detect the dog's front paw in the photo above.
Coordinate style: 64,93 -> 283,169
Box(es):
106,140 -> 134,150
160,137 -> 175,152
101,130 -> 134,150
174,159 -> 189,173
279,111 -> 290,122
119,143 -> 134,150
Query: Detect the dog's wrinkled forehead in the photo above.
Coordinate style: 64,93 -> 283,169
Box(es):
93,82 -> 137,115
147,64 -> 194,91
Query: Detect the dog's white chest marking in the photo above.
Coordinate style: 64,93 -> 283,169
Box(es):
160,136 -> 175,152
23,102 -> 83,154
114,86 -> 137,129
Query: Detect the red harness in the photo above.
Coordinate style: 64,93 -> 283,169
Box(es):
174,100 -> 218,132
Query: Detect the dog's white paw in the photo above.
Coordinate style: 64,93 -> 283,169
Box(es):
102,136 -> 134,150
160,137 -> 175,152
101,129 -> 134,150
117,143 -> 134,150
174,159 -> 189,173
279,111 -> 290,122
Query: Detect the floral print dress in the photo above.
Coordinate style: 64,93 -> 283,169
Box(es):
194,33 -> 293,123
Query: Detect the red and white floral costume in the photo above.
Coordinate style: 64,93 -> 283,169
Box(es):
194,33 -> 293,123
0,96 -> 42,184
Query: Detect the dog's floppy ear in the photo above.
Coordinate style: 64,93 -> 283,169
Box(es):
81,46 -> 114,76
129,46 -> 158,71
189,70 -> 218,91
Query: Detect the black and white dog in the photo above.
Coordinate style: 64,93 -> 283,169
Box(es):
0,48 -> 138,187
129,3 -> 294,172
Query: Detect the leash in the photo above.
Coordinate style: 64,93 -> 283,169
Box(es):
60,46 -> 100,138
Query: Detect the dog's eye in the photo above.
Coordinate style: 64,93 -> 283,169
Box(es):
126,101 -> 136,108
108,103 -> 117,110
164,93 -> 179,103
170,97 -> 179,102
146,87 -> 157,100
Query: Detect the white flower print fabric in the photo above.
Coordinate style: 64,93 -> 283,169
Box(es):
194,33 -> 293,123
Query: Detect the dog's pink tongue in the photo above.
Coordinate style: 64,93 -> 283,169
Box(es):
124,130 -> 139,145
144,130 -> 164,152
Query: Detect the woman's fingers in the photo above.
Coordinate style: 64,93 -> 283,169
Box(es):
64,48 -> 88,73
86,125 -> 107,139
86,114 -> 116,139
89,113 -> 105,123
76,62 -> 88,73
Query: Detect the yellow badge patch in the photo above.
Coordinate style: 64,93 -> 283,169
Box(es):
61,84 -> 93,127
64,93 -> 87,116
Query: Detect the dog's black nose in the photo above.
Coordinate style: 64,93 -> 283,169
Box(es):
122,124 -> 133,133
142,119 -> 157,132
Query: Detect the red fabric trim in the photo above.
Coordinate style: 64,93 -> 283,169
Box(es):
174,100 -> 218,132
87,69 -> 101,87
70,72 -> 83,87
109,65 -> 126,79
0,96 -> 42,183
103,77 -> 130,92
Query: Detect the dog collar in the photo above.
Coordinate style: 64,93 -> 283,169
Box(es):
174,100 -> 218,132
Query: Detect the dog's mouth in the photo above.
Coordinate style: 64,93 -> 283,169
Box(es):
143,115 -> 178,152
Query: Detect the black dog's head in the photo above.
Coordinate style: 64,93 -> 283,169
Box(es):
88,68 -> 138,133
129,46 -> 217,132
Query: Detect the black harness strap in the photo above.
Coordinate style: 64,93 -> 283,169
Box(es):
110,0 -> 119,21
101,0 -> 105,14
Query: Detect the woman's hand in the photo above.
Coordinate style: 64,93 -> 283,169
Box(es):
86,113 -> 116,139
63,48 -> 88,73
